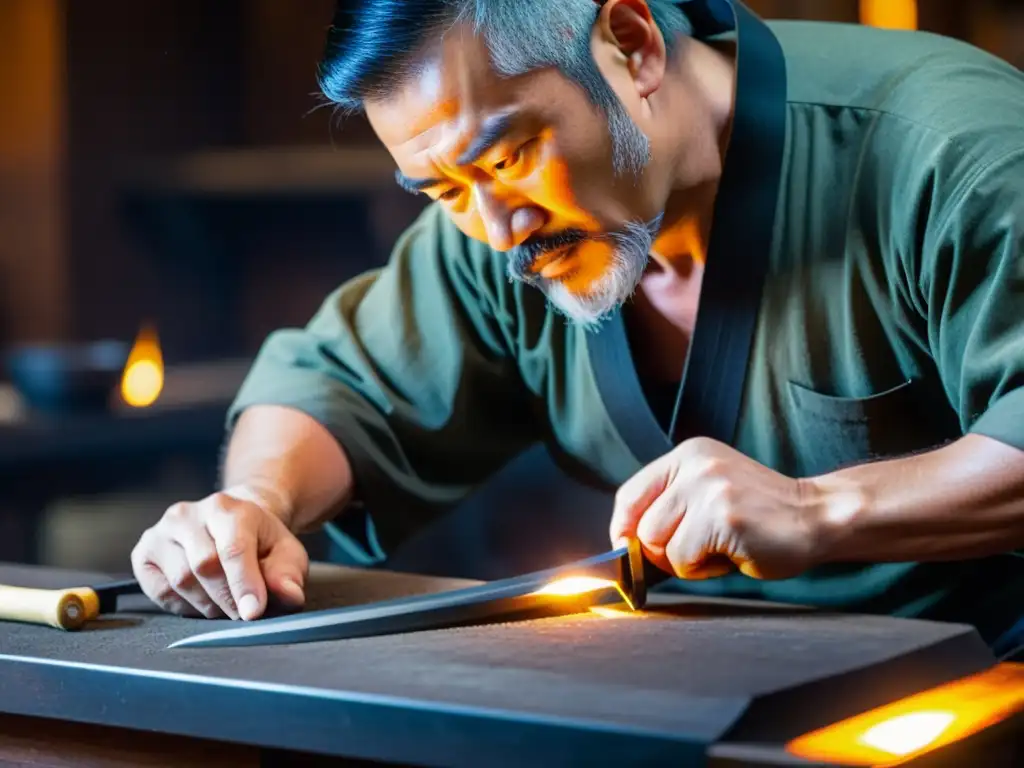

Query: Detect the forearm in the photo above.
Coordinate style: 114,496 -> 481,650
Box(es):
221,404 -> 355,534
810,434 -> 1024,563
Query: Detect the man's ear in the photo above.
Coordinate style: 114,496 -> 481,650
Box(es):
594,0 -> 667,99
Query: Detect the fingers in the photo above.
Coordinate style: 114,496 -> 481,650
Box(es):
204,500 -> 266,620
133,532 -> 221,618
609,454 -> 676,548
664,510 -> 738,580
131,538 -> 200,617
628,490 -> 683,575
163,508 -> 240,620
260,524 -> 309,609
635,485 -> 686,554
130,490 -> 305,621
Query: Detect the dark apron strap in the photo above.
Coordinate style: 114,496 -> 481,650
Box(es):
669,0 -> 788,446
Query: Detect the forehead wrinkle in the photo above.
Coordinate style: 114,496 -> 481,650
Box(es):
391,26 -> 524,179
394,118 -> 469,186
412,112 -> 479,178
403,95 -> 460,141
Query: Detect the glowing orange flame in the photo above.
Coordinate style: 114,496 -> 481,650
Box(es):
588,605 -> 635,619
860,0 -> 917,30
787,662 -> 1024,765
120,324 -> 164,408
533,576 -> 618,597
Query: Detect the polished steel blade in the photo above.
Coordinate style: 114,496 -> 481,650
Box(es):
169,547 -> 634,649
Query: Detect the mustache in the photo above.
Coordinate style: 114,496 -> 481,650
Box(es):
507,229 -> 589,279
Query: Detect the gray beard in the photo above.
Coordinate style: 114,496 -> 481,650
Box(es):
508,99 -> 659,328
510,213 -> 663,329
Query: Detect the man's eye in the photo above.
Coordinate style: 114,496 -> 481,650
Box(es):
494,140 -> 538,177
438,188 -> 462,201
494,148 -> 522,172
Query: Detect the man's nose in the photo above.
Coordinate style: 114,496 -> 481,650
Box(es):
475,186 -> 545,251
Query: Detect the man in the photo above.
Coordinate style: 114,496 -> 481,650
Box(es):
131,0 -> 1024,655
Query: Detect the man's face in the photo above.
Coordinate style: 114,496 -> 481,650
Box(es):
364,15 -> 671,327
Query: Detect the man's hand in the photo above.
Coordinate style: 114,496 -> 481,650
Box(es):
609,438 -> 825,580
131,488 -> 309,621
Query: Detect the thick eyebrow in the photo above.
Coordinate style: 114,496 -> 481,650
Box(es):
455,111 -> 518,166
393,111 -> 520,195
394,170 -> 443,194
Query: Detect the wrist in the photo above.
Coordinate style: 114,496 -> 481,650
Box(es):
799,473 -> 872,566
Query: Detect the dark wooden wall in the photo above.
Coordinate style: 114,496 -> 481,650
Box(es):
63,1 -> 246,350
0,1 -> 67,345
0,0 -> 1020,358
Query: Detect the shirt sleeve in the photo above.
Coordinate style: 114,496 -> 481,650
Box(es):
917,148 -> 1024,451
226,204 -> 542,557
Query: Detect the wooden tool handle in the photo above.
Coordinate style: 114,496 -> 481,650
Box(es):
0,585 -> 100,630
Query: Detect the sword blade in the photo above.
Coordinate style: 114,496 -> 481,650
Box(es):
168,547 -> 632,649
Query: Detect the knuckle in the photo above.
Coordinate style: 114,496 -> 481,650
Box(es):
688,437 -> 715,454
207,492 -> 237,516
713,480 -> 739,508
236,503 -> 265,527
129,537 -> 150,569
663,482 -> 685,506
192,549 -> 223,578
217,538 -> 249,563
215,491 -> 253,515
675,438 -> 702,458
153,584 -> 180,605
216,501 -> 264,535
136,525 -> 161,549
722,502 -> 748,533
168,565 -> 196,591
132,532 -> 169,576
614,474 -> 646,505
164,502 -> 191,522
696,457 -> 724,480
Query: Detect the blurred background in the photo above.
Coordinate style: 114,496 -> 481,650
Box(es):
0,0 -> 1021,579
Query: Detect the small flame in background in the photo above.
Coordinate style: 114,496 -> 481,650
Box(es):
120,324 -> 164,408
860,0 -> 917,30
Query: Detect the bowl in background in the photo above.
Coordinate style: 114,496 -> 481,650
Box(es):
3,340 -> 130,415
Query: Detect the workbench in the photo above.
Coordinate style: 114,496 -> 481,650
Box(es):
0,561 -> 1019,766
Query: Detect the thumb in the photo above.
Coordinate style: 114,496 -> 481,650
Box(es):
609,455 -> 674,548
259,525 -> 308,608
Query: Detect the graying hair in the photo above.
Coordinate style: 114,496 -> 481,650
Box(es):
448,0 -> 694,178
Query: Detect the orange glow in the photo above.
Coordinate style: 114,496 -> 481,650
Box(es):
120,324 -> 164,408
588,605 -> 635,619
787,662 -> 1024,765
559,240 -> 617,297
533,576 -> 619,597
536,573 -> 638,610
860,0 -> 918,30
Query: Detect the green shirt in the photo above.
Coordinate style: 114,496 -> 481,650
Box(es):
228,15 -> 1024,642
